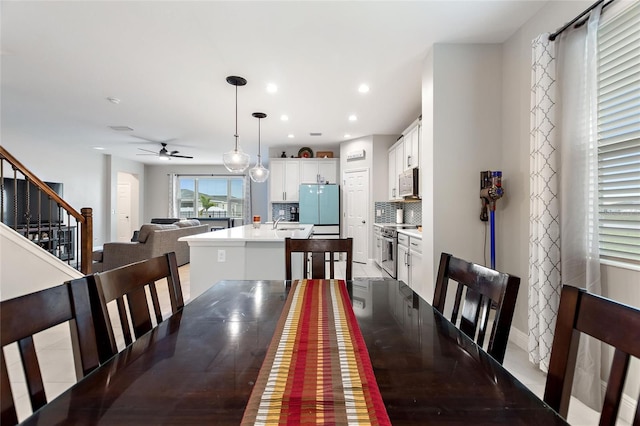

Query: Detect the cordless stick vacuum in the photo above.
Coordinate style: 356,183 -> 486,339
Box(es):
480,171 -> 504,269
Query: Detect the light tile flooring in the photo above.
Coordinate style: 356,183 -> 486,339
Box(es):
4,261 -> 628,424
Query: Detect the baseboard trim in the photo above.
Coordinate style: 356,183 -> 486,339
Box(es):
508,327 -> 636,424
509,327 -> 528,352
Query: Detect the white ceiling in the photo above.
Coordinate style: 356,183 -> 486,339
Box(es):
1,1 -> 547,165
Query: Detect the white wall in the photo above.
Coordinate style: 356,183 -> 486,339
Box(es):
421,44 -> 503,299
340,135 -> 398,258
0,223 -> 81,300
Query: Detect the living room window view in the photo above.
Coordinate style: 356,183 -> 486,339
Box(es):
176,175 -> 246,222
1,1 -> 639,425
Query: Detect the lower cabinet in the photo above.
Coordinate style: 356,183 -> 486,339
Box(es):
397,234 -> 410,285
397,232 -> 424,300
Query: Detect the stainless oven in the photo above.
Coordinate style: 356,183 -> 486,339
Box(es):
380,227 -> 397,278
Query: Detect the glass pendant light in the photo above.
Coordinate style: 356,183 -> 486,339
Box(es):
222,76 -> 250,173
249,112 -> 269,183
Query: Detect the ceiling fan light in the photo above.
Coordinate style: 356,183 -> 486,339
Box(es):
223,148 -> 250,173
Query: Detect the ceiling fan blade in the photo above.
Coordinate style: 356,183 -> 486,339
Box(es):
170,154 -> 193,159
138,148 -> 157,154
136,153 -> 158,156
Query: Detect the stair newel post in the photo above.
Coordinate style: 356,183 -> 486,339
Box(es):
81,207 -> 93,274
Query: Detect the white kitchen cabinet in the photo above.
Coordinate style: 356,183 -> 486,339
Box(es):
269,159 -> 300,202
409,237 -> 424,299
388,141 -> 404,201
388,146 -> 397,200
299,158 -> 338,184
397,233 -> 410,285
404,123 -> 420,170
397,231 -> 424,298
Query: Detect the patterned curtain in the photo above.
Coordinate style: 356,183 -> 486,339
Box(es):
168,174 -> 178,218
243,174 -> 251,226
529,5 -> 603,410
528,34 -> 561,373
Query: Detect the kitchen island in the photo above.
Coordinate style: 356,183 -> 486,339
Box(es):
180,224 -> 313,299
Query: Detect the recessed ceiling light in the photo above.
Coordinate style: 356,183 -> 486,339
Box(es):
288,134 -> 295,138
109,125 -> 133,131
107,97 -> 120,104
344,134 -> 351,138
281,115 -> 289,121
266,83 -> 278,93
348,115 -> 357,122
358,84 -> 369,93
93,146 -> 105,150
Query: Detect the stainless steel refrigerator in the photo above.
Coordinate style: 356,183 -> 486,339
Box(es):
299,184 -> 339,226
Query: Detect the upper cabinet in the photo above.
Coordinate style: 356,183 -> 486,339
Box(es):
404,123 -> 420,170
270,159 -> 301,202
388,118 -> 421,201
299,158 -> 338,184
389,138 -> 404,201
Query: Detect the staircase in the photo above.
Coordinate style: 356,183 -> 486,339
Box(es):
0,146 -> 93,274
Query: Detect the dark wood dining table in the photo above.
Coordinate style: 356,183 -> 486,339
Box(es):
21,279 -> 567,425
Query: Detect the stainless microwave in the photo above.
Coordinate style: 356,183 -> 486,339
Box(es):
399,168 -> 420,199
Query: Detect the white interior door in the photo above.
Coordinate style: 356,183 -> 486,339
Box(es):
117,182 -> 133,242
344,169 -> 369,264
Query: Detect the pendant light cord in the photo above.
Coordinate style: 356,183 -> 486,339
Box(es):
257,118 -> 262,160
234,84 -> 239,151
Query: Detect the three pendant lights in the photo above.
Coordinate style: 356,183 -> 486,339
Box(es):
222,76 -> 270,183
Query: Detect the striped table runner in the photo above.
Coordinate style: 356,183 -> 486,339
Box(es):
242,279 -> 390,425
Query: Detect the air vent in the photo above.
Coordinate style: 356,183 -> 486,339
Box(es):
309,132 -> 322,136
109,125 -> 134,131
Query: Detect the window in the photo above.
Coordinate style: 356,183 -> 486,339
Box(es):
177,175 -> 246,220
597,1 -> 640,265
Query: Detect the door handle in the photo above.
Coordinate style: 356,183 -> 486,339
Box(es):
361,220 -> 366,224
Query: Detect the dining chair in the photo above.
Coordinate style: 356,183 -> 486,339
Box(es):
90,251 -> 184,363
544,285 -> 640,425
285,238 -> 353,280
432,252 -> 520,364
1,278 -> 100,425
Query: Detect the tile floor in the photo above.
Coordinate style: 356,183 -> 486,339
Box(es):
4,261 -> 630,424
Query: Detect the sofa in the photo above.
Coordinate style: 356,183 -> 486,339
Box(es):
93,219 -> 208,272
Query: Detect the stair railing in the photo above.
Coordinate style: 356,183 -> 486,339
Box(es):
0,146 -> 93,274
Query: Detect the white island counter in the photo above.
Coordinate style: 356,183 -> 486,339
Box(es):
180,224 -> 313,299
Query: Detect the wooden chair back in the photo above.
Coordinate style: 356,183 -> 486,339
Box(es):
285,238 -> 353,280
91,251 -> 184,363
544,285 -> 640,424
1,278 -> 100,425
433,252 -> 520,364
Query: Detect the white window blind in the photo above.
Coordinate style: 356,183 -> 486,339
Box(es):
597,1 -> 640,265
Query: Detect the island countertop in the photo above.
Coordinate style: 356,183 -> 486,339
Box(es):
179,224 -> 313,244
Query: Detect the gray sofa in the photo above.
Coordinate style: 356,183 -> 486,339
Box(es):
93,219 -> 208,272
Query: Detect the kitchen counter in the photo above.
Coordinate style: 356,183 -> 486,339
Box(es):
398,228 -> 422,239
180,224 -> 313,299
180,223 -> 313,243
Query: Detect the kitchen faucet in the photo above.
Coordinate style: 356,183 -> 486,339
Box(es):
273,215 -> 286,229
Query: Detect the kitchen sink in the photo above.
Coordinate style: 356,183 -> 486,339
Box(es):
275,225 -> 306,230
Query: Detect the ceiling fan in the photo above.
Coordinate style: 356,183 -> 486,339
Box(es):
137,142 -> 193,160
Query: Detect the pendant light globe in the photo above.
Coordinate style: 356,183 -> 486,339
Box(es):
223,76 -> 250,173
249,112 -> 270,183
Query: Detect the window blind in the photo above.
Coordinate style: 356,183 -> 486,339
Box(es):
597,1 -> 640,264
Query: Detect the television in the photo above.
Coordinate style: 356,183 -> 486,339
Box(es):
1,178 -> 64,227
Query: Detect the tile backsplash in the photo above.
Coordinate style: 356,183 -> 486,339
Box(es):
374,201 -> 422,225
271,203 -> 298,221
